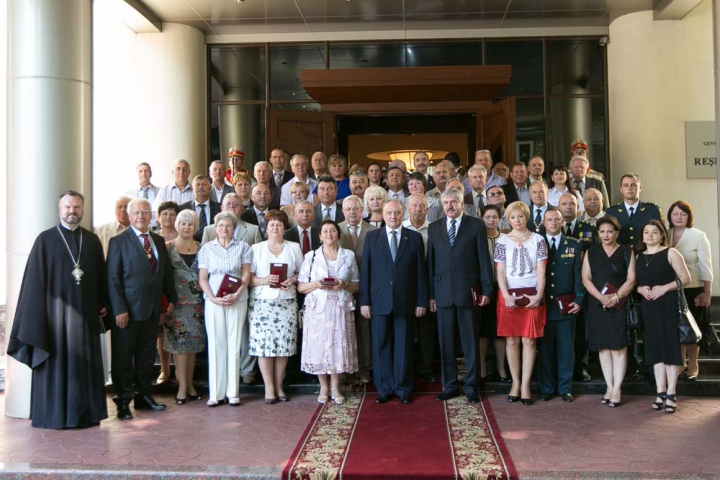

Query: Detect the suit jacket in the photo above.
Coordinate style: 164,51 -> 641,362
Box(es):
178,199 -> 222,241
427,204 -> 480,223
565,219 -> 599,253
201,220 -> 262,246
240,208 -> 268,239
359,227 -> 428,316
107,228 -> 177,322
269,185 -> 281,211
607,201 -> 663,246
544,235 -> 586,321
270,170 -> 295,189
527,204 -> 557,235
212,183 -> 235,203
671,227 -> 713,288
464,192 -> 486,209
338,221 -> 377,269
312,203 -> 345,229
284,226 -> 321,252
502,183 -> 520,207
427,215 -> 493,307
425,174 -> 436,191
94,221 -> 126,257
584,176 -> 610,209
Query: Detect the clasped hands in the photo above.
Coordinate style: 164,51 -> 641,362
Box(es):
503,293 -> 541,309
268,274 -> 295,290
638,285 -> 667,301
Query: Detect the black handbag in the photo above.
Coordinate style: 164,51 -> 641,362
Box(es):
676,279 -> 702,344
626,294 -> 642,330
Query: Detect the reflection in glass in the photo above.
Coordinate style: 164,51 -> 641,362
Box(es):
210,46 -> 266,103
270,45 -> 325,100
547,40 -> 605,96
485,41 -> 543,96
271,103 -> 321,112
515,98 -> 545,163
405,42 -> 481,67
330,43 -> 405,68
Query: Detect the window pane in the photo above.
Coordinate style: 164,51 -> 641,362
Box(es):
405,41 -> 481,67
547,39 -> 605,95
270,45 -> 326,100
329,43 -> 405,68
548,97 -> 607,179
210,46 -> 266,103
515,98 -> 545,164
485,40 -> 543,96
270,102 -> 322,112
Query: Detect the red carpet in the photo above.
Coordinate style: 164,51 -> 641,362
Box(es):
283,389 -> 517,480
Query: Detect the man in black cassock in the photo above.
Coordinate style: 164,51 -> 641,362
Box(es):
7,190 -> 110,429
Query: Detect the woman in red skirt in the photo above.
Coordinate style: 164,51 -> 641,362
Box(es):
495,201 -> 548,405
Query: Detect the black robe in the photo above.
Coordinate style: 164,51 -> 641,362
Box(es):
7,225 -> 109,428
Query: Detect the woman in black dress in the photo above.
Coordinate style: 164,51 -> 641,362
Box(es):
582,216 -> 636,408
635,220 -> 690,414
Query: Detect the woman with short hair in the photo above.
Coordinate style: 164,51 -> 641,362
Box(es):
547,164 -> 584,211
281,181 -> 310,229
363,185 -> 388,228
233,172 -> 254,212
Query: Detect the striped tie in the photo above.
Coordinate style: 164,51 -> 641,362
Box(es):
448,219 -> 456,246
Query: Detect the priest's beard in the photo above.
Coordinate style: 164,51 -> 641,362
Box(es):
62,213 -> 83,226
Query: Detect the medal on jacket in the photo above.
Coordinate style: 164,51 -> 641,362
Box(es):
57,225 -> 84,285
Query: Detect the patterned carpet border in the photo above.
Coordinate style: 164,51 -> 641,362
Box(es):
283,387 -> 517,480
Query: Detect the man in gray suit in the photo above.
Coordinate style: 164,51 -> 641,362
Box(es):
202,193 -> 262,384
570,156 -> 610,209
339,195 -> 377,383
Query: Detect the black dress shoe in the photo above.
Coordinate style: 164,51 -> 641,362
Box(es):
540,394 -> 552,402
466,392 -> 480,404
436,390 -> 460,402
117,404 -> 133,420
399,395 -> 411,404
507,395 -> 520,403
375,394 -> 393,404
521,398 -> 534,406
134,395 -> 167,411
562,393 -> 574,403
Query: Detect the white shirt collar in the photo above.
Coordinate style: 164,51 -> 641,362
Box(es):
402,218 -> 429,230
624,200 -> 640,211
546,233 -> 562,245
385,225 -> 403,235
446,213 -> 463,229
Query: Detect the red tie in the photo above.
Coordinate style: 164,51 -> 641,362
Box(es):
140,233 -> 158,273
302,230 -> 310,255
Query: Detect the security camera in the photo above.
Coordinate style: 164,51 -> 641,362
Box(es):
598,36 -> 609,47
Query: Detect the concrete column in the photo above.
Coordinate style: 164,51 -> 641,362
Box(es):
713,0 -> 720,231
5,0 -> 93,418
220,88 -> 260,170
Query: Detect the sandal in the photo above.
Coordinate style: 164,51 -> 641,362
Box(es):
331,388 -> 345,405
664,394 -> 677,414
318,387 -> 329,404
652,391 -> 666,411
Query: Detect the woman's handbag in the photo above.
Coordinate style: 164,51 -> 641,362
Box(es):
676,279 -> 702,344
626,293 -> 642,330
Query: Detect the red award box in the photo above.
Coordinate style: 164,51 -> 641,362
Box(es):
555,293 -> 577,315
508,287 -> 538,307
269,263 -> 288,288
216,274 -> 242,298
320,277 -> 339,286
600,282 -> 628,311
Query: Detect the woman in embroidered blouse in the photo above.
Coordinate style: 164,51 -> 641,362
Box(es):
249,210 -> 305,404
547,164 -> 584,212
198,211 -> 252,407
164,209 -> 206,404
495,201 -> 548,405
297,220 -> 360,404
668,201 -> 713,381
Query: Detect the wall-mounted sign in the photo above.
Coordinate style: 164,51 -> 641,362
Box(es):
686,121 -> 717,179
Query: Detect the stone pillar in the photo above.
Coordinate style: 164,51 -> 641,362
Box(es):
220,88 -> 260,170
5,0 -> 93,418
713,0 -> 720,222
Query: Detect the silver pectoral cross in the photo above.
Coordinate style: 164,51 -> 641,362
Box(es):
72,264 -> 84,285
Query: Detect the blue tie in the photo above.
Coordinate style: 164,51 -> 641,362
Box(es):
390,230 -> 398,261
448,219 -> 456,246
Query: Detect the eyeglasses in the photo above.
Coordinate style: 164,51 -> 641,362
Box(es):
130,211 -> 151,217
487,192 -> 505,198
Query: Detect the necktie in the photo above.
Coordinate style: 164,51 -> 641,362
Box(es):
629,206 -> 635,219
140,233 -> 158,273
275,172 -> 282,186
390,230 -> 398,261
323,208 -> 330,221
197,203 -> 207,231
141,187 -> 149,199
535,208 -> 542,225
564,222 -> 572,236
550,237 -> 557,258
448,219 -> 457,246
476,194 -> 482,208
574,180 -> 582,192
258,212 -> 267,239
348,226 -> 356,247
392,192 -> 399,200
302,229 -> 310,255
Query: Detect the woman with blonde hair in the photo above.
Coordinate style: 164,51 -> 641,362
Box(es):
363,185 -> 388,228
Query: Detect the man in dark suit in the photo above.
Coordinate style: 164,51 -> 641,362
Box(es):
570,156 -> 610,209
609,173 -> 663,246
340,195 -> 377,383
360,200 -> 427,404
527,180 -> 556,234
268,147 -> 295,189
385,166 -> 410,201
502,162 -> 531,207
312,174 -> 345,228
428,188 -> 494,404
254,161 -> 281,210
464,165 -> 487,209
178,175 -> 221,242
240,183 -> 272,240
413,151 -> 436,191
527,156 -> 548,187
284,200 -> 320,254
557,192 -> 598,382
107,198 -> 177,420
539,209 -> 586,402
209,161 -> 235,204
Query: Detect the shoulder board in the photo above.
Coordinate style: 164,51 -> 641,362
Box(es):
565,237 -> 581,245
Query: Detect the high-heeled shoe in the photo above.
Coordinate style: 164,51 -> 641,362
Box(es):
265,397 -> 277,405
277,395 -> 289,402
331,388 -> 345,405
652,391 -> 666,411
521,397 -> 534,406
600,397 -> 610,405
228,397 -> 241,407
664,394 -> 677,414
187,393 -> 202,401
608,399 -> 621,408
507,395 -> 520,403
317,387 -> 329,404
175,397 -> 187,405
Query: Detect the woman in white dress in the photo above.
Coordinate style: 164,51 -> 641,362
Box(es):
297,220 -> 360,404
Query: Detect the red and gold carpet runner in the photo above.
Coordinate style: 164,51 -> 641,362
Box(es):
283,391 -> 517,479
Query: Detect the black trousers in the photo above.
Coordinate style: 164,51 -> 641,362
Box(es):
573,311 -> 589,376
415,311 -> 437,378
539,319 -> 576,395
372,314 -> 415,397
437,306 -> 480,394
111,315 -> 159,399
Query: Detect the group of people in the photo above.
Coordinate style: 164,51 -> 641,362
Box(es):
7,141 -> 713,429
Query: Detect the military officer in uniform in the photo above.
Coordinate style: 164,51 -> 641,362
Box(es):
608,173 -> 663,247
539,209 -> 586,402
570,139 -> 604,181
